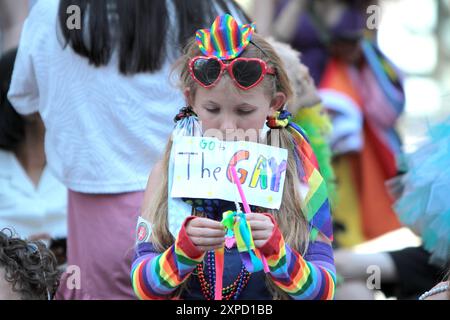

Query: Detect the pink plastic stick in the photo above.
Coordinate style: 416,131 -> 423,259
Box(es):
230,166 -> 251,214
230,166 -> 270,273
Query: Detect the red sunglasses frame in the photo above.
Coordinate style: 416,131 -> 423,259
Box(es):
188,56 -> 275,90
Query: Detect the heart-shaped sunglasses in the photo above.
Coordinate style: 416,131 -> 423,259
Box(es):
189,56 -> 275,90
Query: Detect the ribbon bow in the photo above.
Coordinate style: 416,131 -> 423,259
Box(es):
266,109 -> 292,129
221,211 -> 265,273
212,210 -> 269,300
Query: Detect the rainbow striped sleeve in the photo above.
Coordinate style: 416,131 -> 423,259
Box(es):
130,217 -> 205,300
259,214 -> 336,300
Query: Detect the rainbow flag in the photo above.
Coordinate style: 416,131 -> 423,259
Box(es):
287,122 -> 333,242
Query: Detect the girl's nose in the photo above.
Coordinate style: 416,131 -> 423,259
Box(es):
219,116 -> 238,132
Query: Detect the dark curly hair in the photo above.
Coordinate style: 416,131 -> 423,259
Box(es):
0,229 -> 61,300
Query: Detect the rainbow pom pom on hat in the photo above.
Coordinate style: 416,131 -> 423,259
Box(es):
195,14 -> 256,60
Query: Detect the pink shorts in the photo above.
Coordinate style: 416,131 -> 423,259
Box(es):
56,190 -> 143,300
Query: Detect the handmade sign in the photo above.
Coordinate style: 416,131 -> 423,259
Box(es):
170,136 -> 288,209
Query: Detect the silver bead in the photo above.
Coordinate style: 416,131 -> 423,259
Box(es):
418,284 -> 449,300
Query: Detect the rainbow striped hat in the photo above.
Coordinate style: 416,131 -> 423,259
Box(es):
195,14 -> 256,60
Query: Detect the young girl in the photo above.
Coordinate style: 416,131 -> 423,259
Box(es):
131,15 -> 336,300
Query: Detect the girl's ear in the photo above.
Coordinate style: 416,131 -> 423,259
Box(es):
268,92 -> 287,115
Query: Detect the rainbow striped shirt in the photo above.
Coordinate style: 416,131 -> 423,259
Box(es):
131,215 -> 336,300
259,214 -> 336,299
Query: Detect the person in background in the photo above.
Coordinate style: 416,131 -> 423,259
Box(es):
0,228 -> 60,300
0,48 -> 67,265
420,271 -> 449,300
335,117 -> 450,299
0,0 -> 30,53
8,0 -> 249,300
267,38 -> 336,207
334,246 -> 448,299
253,0 -> 405,248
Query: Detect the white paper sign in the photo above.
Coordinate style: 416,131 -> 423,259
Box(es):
170,136 -> 288,209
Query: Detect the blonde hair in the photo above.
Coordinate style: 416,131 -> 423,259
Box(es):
143,33 -> 310,299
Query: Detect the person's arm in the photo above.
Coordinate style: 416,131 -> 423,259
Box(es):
141,160 -> 163,215
134,161 -> 202,300
424,282 -> 450,300
7,0 -> 49,115
133,161 -> 226,299
257,213 -> 336,300
131,214 -> 226,300
272,0 -> 306,43
0,0 -> 29,52
250,0 -> 276,37
131,216 -> 205,300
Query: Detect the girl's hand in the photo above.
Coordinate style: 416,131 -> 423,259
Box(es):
245,213 -> 275,248
185,217 -> 226,252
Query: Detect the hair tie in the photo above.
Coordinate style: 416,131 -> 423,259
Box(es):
174,106 -> 197,123
266,109 -> 292,129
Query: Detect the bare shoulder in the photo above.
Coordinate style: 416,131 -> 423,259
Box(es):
149,160 -> 164,182
141,160 -> 165,214
425,282 -> 450,300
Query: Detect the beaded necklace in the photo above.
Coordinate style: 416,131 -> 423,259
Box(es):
182,198 -> 260,300
195,251 -> 251,300
418,283 -> 449,300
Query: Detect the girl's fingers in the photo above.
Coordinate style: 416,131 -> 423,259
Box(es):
251,230 -> 272,240
254,240 -> 268,248
190,236 -> 225,247
247,220 -> 271,230
246,213 -> 271,222
249,221 -> 274,233
191,217 -> 225,230
188,227 -> 226,238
